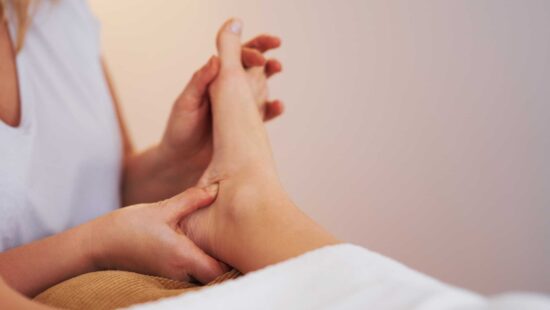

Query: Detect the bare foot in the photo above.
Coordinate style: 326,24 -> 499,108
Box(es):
180,19 -> 338,273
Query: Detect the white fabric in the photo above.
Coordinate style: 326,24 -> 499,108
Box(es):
130,244 -> 550,310
0,0 -> 121,251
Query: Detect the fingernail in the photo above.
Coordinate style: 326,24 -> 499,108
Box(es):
229,19 -> 242,34
204,183 -> 219,197
207,56 -> 214,67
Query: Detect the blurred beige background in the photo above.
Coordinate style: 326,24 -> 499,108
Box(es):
90,0 -> 550,294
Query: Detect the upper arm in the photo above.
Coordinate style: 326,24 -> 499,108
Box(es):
101,57 -> 134,159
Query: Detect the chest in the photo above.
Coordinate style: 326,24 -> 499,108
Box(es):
0,0 -> 123,250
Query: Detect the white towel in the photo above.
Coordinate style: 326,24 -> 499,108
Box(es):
129,244 -> 550,310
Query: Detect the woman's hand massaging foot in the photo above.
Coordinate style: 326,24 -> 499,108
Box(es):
0,187 -> 225,298
123,31 -> 285,205
87,185 -> 226,284
160,49 -> 281,183
123,30 -> 283,205
180,20 -> 340,273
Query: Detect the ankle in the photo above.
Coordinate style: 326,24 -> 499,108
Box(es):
220,173 -> 288,219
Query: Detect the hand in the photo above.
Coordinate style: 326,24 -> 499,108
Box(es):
90,185 -> 225,283
157,33 -> 284,191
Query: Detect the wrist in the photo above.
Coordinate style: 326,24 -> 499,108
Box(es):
123,144 -> 203,204
80,215 -> 111,272
155,142 -> 204,189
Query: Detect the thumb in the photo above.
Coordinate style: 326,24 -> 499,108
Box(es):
177,56 -> 220,109
164,184 -> 219,221
216,18 -> 244,70
183,239 -> 227,284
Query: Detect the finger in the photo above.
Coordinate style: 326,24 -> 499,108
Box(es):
184,241 -> 226,284
265,58 -> 283,78
242,47 -> 266,68
179,56 -> 220,108
165,184 -> 219,220
219,262 -> 231,273
216,18 -> 244,70
264,100 -> 285,121
244,34 -> 281,53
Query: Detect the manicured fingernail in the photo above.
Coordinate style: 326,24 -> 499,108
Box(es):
204,183 -> 219,196
229,19 -> 242,34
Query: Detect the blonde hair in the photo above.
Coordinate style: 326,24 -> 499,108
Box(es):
1,0 -> 33,52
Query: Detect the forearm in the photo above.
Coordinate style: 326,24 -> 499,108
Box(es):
0,276 -> 52,309
0,223 -> 96,297
122,145 -> 200,206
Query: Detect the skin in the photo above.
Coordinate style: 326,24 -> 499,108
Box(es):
120,35 -> 284,206
0,185 -> 220,310
0,19 -> 341,309
0,18 -> 20,127
0,277 -> 50,310
0,16 -> 282,297
181,19 -> 341,273
0,186 -> 224,297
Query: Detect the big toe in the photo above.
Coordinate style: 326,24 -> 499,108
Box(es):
216,18 -> 244,70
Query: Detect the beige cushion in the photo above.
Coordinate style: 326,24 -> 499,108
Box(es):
34,270 -> 240,310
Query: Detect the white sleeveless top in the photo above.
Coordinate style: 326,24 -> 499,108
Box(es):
0,0 -> 122,251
